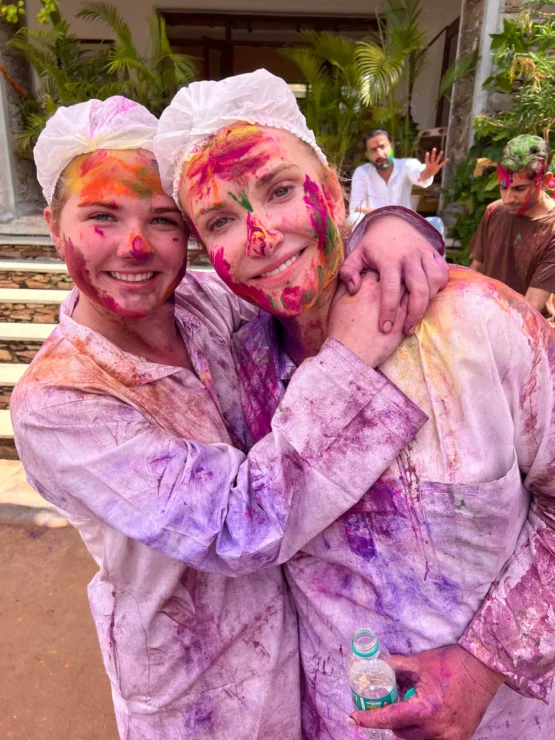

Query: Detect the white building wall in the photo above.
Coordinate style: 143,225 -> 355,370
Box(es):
26,0 -> 462,130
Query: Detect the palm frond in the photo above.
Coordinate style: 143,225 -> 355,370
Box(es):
439,48 -> 480,99
355,41 -> 407,105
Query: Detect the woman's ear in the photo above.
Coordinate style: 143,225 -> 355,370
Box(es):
44,207 -> 66,260
325,169 -> 346,229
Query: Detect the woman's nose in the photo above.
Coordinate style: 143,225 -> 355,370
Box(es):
117,231 -> 154,261
245,213 -> 281,258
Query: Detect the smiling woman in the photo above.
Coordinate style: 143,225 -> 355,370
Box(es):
45,149 -> 188,322
154,70 -> 555,740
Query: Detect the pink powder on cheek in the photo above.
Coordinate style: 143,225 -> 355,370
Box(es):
94,227 -> 105,238
63,235 -> 118,313
210,245 -> 276,313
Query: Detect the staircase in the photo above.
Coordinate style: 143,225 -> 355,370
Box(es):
0,236 -> 70,525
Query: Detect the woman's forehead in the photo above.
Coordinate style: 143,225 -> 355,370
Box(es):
65,149 -> 167,202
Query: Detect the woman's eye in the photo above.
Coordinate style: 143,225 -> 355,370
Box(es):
208,216 -> 231,232
273,185 -> 294,199
152,217 -> 177,226
89,212 -> 115,222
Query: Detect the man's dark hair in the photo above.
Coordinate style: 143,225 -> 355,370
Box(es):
364,129 -> 391,145
499,135 -> 553,179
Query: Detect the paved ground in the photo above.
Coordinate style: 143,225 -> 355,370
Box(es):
0,524 -> 119,740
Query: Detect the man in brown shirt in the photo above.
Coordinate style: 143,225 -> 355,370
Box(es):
469,134 -> 555,316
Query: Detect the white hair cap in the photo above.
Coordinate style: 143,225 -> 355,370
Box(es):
154,68 -> 328,203
34,96 -> 158,205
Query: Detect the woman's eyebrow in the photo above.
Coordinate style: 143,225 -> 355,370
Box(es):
255,164 -> 299,189
78,200 -> 119,210
196,202 -> 224,219
150,205 -> 182,214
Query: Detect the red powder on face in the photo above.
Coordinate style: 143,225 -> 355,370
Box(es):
245,212 -> 278,257
130,234 -> 153,261
94,227 -> 105,238
210,245 -> 276,313
63,235 -> 118,314
497,165 -> 513,189
80,150 -> 109,178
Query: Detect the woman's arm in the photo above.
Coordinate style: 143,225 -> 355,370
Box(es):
340,206 -> 448,335
13,338 -> 426,577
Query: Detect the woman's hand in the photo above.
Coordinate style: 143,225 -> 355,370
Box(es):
349,645 -> 505,740
328,271 -> 409,368
340,213 -> 448,336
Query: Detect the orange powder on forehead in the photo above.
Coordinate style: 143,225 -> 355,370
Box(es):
184,123 -> 279,202
65,150 -> 166,203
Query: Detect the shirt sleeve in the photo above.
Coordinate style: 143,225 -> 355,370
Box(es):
13,339 -> 427,577
346,206 -> 446,257
349,166 -> 372,214
404,159 -> 433,188
459,299 -> 555,702
529,236 -> 555,292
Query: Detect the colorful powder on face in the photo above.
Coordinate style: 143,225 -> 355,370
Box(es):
185,124 -> 276,203
63,235 -> 120,315
303,175 -> 342,264
130,234 -> 154,261
497,165 -> 513,189
94,227 -> 105,238
67,150 -> 166,205
245,212 -> 278,257
229,189 -> 253,212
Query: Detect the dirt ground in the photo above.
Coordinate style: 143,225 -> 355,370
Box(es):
0,524 -> 119,740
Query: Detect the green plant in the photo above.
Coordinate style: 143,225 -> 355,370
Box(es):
278,31 -> 373,172
281,0 -> 477,168
6,0 -> 196,155
1,1 -> 24,24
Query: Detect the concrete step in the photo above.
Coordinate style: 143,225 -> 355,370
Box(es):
0,409 -> 13,438
0,288 -> 69,304
0,322 -> 55,341
0,364 -> 26,385
0,259 -> 67,273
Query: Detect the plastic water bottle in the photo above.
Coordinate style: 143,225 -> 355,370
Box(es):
347,627 -> 397,739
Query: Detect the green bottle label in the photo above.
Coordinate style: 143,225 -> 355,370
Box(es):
351,685 -> 398,711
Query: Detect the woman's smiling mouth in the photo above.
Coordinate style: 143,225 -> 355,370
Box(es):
108,271 -> 157,283
254,248 -> 306,281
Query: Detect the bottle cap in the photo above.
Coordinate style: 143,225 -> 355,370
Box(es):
403,688 -> 417,701
351,628 -> 380,658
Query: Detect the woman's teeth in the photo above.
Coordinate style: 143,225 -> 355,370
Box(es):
261,253 -> 301,278
109,272 -> 155,282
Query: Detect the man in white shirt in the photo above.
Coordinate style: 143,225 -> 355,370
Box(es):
349,129 -> 447,229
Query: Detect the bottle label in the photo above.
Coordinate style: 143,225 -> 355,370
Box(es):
351,685 -> 398,711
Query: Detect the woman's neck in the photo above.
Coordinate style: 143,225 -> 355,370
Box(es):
277,278 -> 338,366
72,293 -> 192,369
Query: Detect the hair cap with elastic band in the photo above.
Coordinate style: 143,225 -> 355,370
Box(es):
34,96 -> 158,205
154,69 -> 328,204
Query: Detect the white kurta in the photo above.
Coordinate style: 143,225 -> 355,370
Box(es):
349,159 -> 433,217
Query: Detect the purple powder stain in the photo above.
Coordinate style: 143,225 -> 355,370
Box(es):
130,234 -> 152,261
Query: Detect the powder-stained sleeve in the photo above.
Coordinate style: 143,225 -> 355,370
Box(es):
347,206 -> 446,258
13,338 -> 426,577
459,301 -> 555,701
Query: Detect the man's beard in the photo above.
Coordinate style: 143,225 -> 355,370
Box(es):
374,158 -> 392,171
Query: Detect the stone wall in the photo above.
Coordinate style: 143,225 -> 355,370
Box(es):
0,243 -> 58,260
0,385 -> 11,410
0,440 -> 18,459
0,341 -> 44,363
0,303 -> 59,323
0,270 -> 73,290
